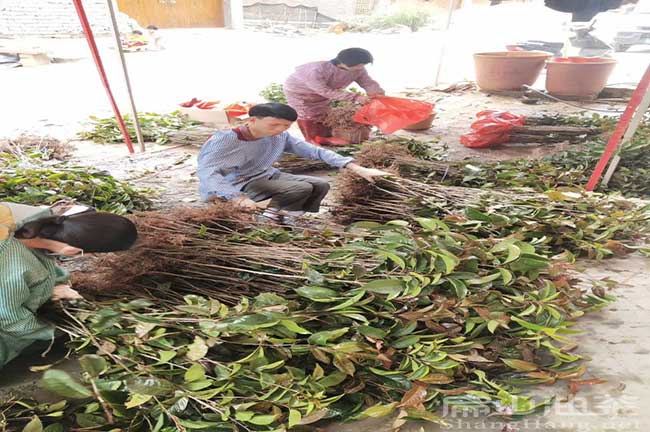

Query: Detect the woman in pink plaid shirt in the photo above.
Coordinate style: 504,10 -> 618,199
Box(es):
284,48 -> 385,145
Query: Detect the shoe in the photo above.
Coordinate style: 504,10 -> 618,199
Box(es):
255,209 -> 283,224
283,210 -> 305,217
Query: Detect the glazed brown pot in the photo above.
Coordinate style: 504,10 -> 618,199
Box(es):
474,51 -> 551,92
545,57 -> 617,99
403,113 -> 437,131
332,127 -> 371,144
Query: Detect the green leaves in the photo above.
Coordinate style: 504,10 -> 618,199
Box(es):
184,364 -> 206,382
360,279 -> 404,295
124,393 -> 153,409
127,377 -> 175,396
392,335 -> 421,349
41,370 -> 92,399
186,337 -> 209,361
78,111 -> 199,145
78,355 -> 108,378
502,359 -> 539,372
22,416 -> 43,432
353,402 -> 398,420
308,327 -> 350,345
509,253 -> 549,274
0,146 -> 152,214
260,83 -> 288,104
288,409 -> 302,428
8,148 -> 633,432
295,286 -> 339,302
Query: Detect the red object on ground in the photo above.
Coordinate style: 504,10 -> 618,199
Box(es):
225,103 -> 252,120
353,96 -> 434,134
72,0 -> 134,154
460,110 -> 526,148
196,101 -> 220,110
586,64 -> 650,191
180,98 -> 200,108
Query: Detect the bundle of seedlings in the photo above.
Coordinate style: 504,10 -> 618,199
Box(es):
78,111 -> 200,145
0,134 -> 72,161
70,205 -> 355,304
3,206 -> 614,431
0,146 -> 152,214
272,145 -> 363,174
508,113 -> 606,144
272,137 -> 437,175
335,173 -> 650,260
323,101 -> 371,144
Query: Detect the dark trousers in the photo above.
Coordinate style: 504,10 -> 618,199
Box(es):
243,172 -> 330,212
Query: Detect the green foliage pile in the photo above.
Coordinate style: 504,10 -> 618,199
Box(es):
78,111 -> 199,145
1,205 -> 615,431
260,83 -> 287,104
0,141 -> 152,214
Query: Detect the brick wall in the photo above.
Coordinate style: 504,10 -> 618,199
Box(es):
0,0 -> 121,37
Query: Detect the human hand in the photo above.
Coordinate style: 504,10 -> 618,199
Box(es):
51,284 -> 83,301
58,245 -> 83,257
346,163 -> 391,183
232,195 -> 268,210
232,196 -> 258,210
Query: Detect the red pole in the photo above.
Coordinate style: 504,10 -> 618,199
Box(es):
72,0 -> 135,154
585,64 -> 650,191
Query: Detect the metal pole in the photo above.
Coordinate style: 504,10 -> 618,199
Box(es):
434,0 -> 455,86
72,0 -> 135,154
106,0 -> 146,152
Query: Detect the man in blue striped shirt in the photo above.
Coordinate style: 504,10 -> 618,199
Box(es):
197,103 -> 388,221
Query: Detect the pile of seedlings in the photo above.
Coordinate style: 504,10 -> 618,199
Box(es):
0,134 -> 73,160
0,137 -> 152,214
335,174 -> 649,260
1,204 -> 618,431
324,101 -> 371,144
78,111 -> 200,145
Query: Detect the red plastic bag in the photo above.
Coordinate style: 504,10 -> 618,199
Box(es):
224,102 -> 253,121
460,110 -> 526,148
353,96 -> 434,135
